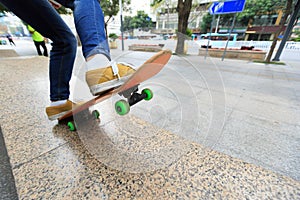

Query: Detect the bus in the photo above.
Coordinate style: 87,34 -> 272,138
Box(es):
199,33 -> 238,41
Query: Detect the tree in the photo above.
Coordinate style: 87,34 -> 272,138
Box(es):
123,11 -> 153,36
176,0 -> 193,54
100,0 -> 131,35
123,16 -> 135,36
152,0 -> 193,54
0,3 -> 8,12
292,30 -> 300,41
265,0 -> 293,62
200,13 -> 212,33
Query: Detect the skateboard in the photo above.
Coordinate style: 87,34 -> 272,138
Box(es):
58,50 -> 172,131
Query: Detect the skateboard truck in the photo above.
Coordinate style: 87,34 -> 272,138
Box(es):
116,85 -> 153,115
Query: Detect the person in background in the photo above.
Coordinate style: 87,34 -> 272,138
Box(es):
6,34 -> 16,46
28,25 -> 48,57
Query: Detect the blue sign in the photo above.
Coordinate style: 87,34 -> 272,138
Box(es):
209,0 -> 246,15
278,35 -> 284,39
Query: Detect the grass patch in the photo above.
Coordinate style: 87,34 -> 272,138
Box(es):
253,60 -> 286,65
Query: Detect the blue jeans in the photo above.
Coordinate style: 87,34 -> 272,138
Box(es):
0,0 -> 110,101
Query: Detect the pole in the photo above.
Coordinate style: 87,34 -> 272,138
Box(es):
272,0 -> 300,61
221,13 -> 237,61
215,15 -> 220,33
119,0 -> 124,51
205,15 -> 215,59
167,2 -> 169,31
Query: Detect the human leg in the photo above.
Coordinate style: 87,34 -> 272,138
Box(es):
56,0 -> 135,95
73,0 -> 110,60
41,41 -> 49,57
34,41 -> 43,56
71,0 -> 135,95
0,0 -> 77,119
9,39 -> 15,46
0,0 -> 77,101
55,0 -> 110,59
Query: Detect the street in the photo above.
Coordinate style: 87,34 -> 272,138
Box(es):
5,37 -> 300,62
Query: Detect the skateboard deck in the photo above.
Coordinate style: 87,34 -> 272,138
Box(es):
58,50 -> 172,129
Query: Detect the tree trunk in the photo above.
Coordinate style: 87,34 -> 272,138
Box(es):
105,22 -> 108,38
105,15 -> 113,39
265,0 -> 293,62
175,0 -> 193,54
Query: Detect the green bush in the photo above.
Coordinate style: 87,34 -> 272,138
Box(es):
292,31 -> 300,42
109,33 -> 118,41
186,28 -> 193,38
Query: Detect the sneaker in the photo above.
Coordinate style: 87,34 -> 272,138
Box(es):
86,62 -> 136,95
46,100 -> 76,120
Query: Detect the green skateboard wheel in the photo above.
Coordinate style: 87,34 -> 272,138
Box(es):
67,121 -> 76,131
142,88 -> 153,101
92,110 -> 100,119
115,100 -> 130,115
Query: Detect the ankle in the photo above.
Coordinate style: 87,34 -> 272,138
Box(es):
50,99 -> 67,106
86,54 -> 110,71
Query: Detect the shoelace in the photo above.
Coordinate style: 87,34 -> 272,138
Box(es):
110,61 -> 135,80
110,61 -> 120,80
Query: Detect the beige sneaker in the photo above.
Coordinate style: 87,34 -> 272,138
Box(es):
46,100 -> 76,120
86,62 -> 136,95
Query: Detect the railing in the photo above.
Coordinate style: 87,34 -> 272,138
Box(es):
196,40 -> 300,61
196,40 -> 300,51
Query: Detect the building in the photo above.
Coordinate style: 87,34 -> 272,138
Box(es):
153,0 -> 211,35
245,11 -> 286,41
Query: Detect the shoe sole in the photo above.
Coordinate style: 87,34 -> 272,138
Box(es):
89,75 -> 131,96
48,111 -> 69,121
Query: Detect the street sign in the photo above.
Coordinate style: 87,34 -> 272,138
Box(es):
209,0 -> 246,15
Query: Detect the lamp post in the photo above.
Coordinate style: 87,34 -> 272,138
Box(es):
119,0 -> 124,51
166,1 -> 170,31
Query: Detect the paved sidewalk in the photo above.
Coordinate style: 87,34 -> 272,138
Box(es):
0,47 -> 300,199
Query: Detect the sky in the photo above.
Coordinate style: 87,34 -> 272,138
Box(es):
127,0 -> 152,17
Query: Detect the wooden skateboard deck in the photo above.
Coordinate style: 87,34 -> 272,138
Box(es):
58,50 -> 172,126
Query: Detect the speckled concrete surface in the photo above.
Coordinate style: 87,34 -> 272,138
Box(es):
1,52 -> 300,199
0,49 -> 19,57
12,137 -> 300,199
